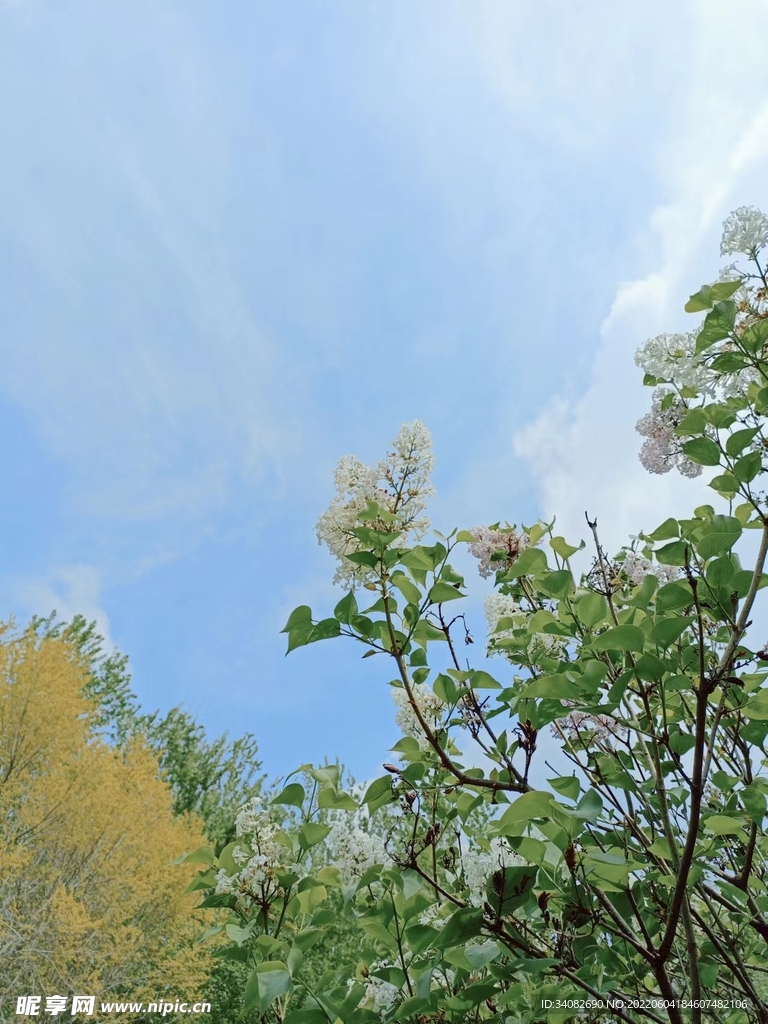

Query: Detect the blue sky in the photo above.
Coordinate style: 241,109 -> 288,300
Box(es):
2,0 -> 768,783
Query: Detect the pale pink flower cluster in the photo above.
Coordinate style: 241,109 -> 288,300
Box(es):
316,421 -> 435,585
634,206 -> 768,479
468,525 -> 529,579
622,552 -> 681,586
636,391 -> 702,478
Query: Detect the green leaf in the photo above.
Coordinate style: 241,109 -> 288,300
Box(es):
317,788 -> 358,811
685,285 -> 714,312
297,823 -> 332,851
682,437 -> 721,466
711,352 -> 747,373
197,891 -> 237,909
726,428 -> 759,457
333,591 -> 358,624
226,921 -> 254,945
590,624 -> 645,653
286,626 -> 314,654
655,581 -> 693,611
456,529 -> 476,542
185,868 -> 217,892
433,673 -> 458,703
696,321 -> 730,354
573,788 -> 603,822
674,408 -> 707,436
734,451 -> 762,483
537,569 -> 574,598
649,517 -> 680,541
307,618 -> 341,643
523,675 -> 577,699
434,907 -> 484,949
650,616 -> 694,648
705,404 -> 738,429
346,550 -> 377,568
706,556 -> 737,587
284,1010 -> 328,1024
272,783 -> 305,808
742,318 -> 768,352
756,387 -> 768,414
708,299 -> 736,332
179,846 -> 215,867
308,763 -> 341,788
549,776 -> 580,801
744,692 -> 768,720
696,515 -> 742,560
709,472 -> 739,496
218,841 -> 249,875
710,279 -> 744,302
428,581 -> 464,604
655,540 -> 690,566
464,940 -> 501,969
247,963 -> 292,1014
281,606 -> 313,633
485,865 -> 538,914
635,653 -> 667,680
697,534 -> 740,560
469,670 -> 502,690
498,790 -> 557,827
391,573 -> 422,606
403,922 -> 440,956
363,775 -> 394,808
506,547 -> 548,577
550,535 -> 582,561
576,592 -> 608,629
528,609 -> 557,632
703,815 -> 746,836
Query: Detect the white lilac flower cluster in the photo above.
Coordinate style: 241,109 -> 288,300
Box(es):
718,263 -> 750,305
483,593 -> 567,663
357,963 -> 400,1016
483,592 -> 521,633
634,331 -> 711,393
214,797 -> 299,905
316,421 -> 435,586
462,837 -> 523,906
635,390 -> 703,478
353,957 -> 456,1017
622,551 -> 681,586
468,525 -> 529,579
326,814 -> 389,887
720,205 -> 768,257
391,684 -> 447,748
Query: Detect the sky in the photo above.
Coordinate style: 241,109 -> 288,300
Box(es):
1,0 -> 768,784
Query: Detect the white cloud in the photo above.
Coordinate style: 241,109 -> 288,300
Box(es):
15,565 -> 114,648
513,2 -> 768,555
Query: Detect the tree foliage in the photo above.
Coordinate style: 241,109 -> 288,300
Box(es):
190,207 -> 768,1024
0,625 -> 211,1012
26,613 -> 267,1023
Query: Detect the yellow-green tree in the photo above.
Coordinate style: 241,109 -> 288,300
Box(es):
0,624 -> 210,1007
